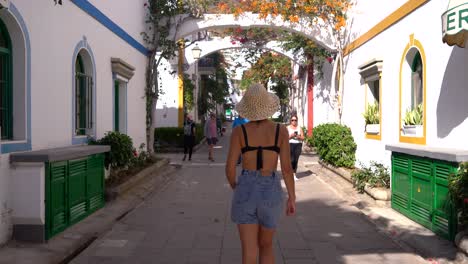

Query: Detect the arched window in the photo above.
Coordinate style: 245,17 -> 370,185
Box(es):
74,52 -> 93,136
0,20 -> 12,140
399,36 -> 426,144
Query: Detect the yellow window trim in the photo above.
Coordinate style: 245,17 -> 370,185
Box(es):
365,74 -> 382,141
399,34 -> 426,145
344,0 -> 429,56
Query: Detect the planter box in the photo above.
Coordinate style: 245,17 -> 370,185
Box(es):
402,125 -> 423,137
364,184 -> 391,201
365,124 -> 380,135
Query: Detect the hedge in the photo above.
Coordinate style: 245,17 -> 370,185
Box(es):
154,124 -> 204,149
312,123 -> 357,168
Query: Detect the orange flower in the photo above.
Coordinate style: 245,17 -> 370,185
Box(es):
289,15 -> 299,23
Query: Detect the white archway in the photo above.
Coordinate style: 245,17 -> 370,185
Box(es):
173,13 -> 337,51
184,37 -> 306,65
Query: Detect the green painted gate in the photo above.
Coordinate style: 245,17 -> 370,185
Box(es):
391,153 -> 457,240
45,154 -> 105,240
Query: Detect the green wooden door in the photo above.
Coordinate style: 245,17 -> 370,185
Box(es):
68,158 -> 88,225
392,154 -> 411,214
433,161 -> 457,240
46,161 -> 68,239
87,154 -> 105,213
46,154 -> 105,240
391,153 -> 457,241
410,157 -> 433,228
114,80 -> 120,132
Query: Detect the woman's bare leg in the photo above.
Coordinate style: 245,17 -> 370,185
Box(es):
238,224 -> 259,264
258,226 -> 276,264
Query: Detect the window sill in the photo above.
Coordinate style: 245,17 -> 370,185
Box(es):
1,140 -> 31,154
365,124 -> 381,140
365,133 -> 381,140
72,135 -> 92,145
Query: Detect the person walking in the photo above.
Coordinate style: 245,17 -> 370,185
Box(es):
287,114 -> 305,181
232,115 -> 249,165
204,112 -> 218,161
182,115 -> 196,161
225,83 -> 296,264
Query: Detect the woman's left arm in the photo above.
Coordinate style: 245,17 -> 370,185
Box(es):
299,128 -> 305,140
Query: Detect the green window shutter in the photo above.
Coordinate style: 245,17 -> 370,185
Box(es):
0,19 -> 12,140
47,161 -> 68,239
87,154 -> 104,212
114,80 -> 119,132
68,158 -> 88,224
411,52 -> 423,109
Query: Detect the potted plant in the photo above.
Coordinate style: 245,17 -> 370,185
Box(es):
402,103 -> 423,136
363,102 -> 380,134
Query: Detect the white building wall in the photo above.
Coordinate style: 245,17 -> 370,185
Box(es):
330,0 -> 465,167
0,0 -> 149,244
313,61 -> 336,127
155,57 -> 180,128
88,0 -> 147,44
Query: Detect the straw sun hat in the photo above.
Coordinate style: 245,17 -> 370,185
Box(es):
235,83 -> 280,121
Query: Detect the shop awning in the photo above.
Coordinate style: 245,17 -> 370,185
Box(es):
442,0 -> 468,47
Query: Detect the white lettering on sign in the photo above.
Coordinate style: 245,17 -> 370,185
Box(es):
442,3 -> 468,35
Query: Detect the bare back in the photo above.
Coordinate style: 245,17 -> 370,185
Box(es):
227,120 -> 293,177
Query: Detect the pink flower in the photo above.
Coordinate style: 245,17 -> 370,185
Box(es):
231,41 -> 236,45
463,198 -> 468,204
326,57 -> 333,63
133,150 -> 138,157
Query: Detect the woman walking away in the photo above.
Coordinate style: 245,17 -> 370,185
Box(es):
182,115 -> 196,161
226,83 -> 296,264
204,113 -> 218,161
287,115 -> 304,181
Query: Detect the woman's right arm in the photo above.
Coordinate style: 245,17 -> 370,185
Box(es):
279,125 -> 296,201
225,127 -> 241,189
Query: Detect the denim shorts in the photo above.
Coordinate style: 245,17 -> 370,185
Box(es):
231,169 -> 284,229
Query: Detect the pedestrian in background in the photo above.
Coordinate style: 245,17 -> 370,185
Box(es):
225,83 -> 296,264
204,113 -> 218,161
287,114 -> 304,181
182,114 -> 196,161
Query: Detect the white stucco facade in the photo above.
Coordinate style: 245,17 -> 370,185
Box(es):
0,0 -> 149,244
319,0 -> 468,167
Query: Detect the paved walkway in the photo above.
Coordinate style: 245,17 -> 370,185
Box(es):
70,125 -> 428,264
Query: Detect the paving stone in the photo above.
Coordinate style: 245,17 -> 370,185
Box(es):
67,130 -> 433,264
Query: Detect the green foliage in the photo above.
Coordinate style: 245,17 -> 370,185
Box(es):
183,74 -> 195,111
312,123 -> 357,168
363,102 -> 379,125
280,33 -> 333,79
449,163 -> 468,229
154,124 -> 204,149
130,143 -> 153,168
89,131 -> 134,170
270,80 -> 290,119
241,52 -> 292,89
403,103 -> 423,125
302,127 -> 315,147
351,161 -> 390,193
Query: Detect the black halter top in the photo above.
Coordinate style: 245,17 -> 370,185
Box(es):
240,123 -> 281,170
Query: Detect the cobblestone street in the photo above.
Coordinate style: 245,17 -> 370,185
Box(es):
70,128 -> 427,264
